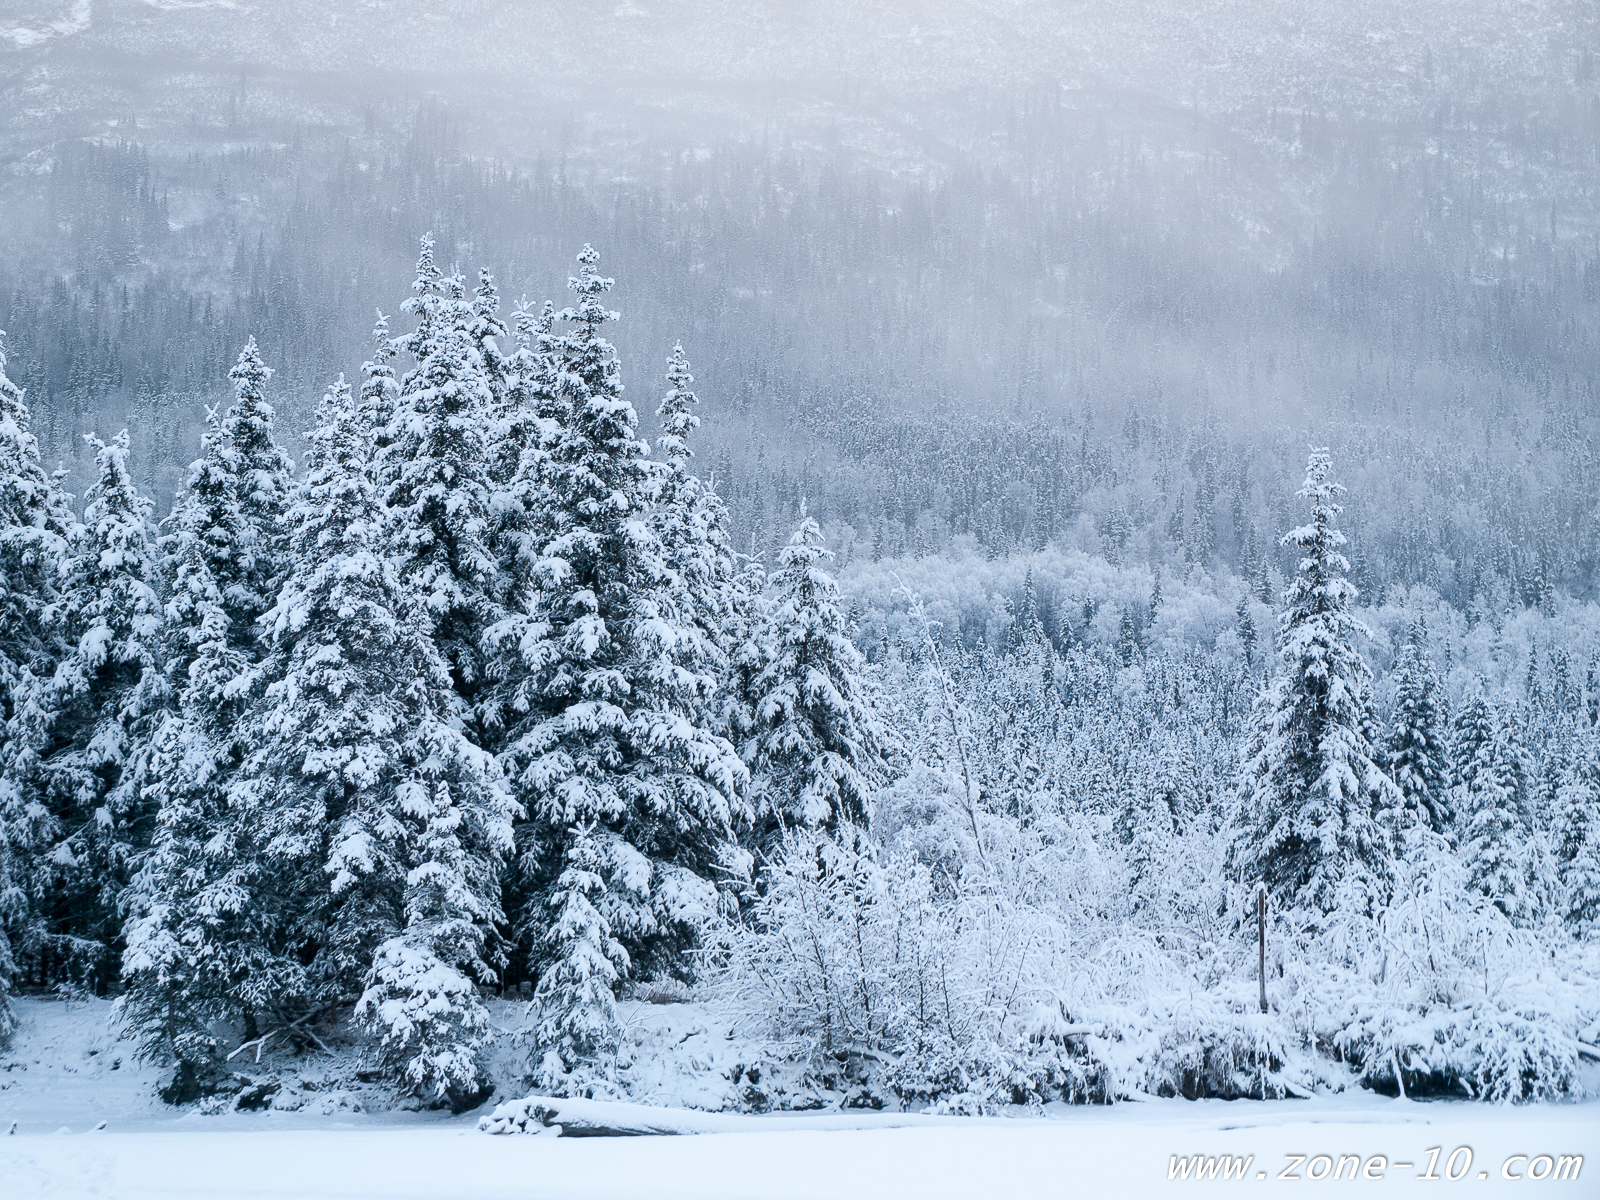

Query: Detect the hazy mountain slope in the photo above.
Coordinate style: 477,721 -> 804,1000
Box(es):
3,1 -> 1595,114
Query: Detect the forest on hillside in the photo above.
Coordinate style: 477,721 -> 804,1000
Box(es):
3,88 -> 1600,610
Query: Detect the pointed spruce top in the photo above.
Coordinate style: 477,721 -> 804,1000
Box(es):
225,337 -> 294,507
565,243 -> 619,332
412,232 -> 441,297
657,342 -> 699,469
1281,447 -> 1357,619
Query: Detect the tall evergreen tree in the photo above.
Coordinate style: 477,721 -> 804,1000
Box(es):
238,376 -> 517,1104
495,247 -> 746,1085
1231,449 -> 1396,916
1453,696 -> 1539,922
745,511 -> 885,835
1382,620 -> 1451,836
0,331 -> 75,1037
1551,733 -> 1600,937
9,431 -> 163,987
376,236 -> 501,711
121,342 -> 295,1093
223,337 -> 295,613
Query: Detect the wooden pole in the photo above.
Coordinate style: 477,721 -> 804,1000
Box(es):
1257,885 -> 1268,1013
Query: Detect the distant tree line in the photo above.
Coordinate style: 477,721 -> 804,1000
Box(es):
3,96 -> 1599,608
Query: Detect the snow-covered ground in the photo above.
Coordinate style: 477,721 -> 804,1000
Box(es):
7,1098 -> 1598,1200
3,996 -> 1596,1199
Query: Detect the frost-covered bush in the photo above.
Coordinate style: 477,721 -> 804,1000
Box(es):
711,815 -> 1600,1108
1301,831 -> 1599,1101
710,821 -> 1186,1109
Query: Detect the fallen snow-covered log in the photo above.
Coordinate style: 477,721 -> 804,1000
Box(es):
477,1097 -> 1018,1137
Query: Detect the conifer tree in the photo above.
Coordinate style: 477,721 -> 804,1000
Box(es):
746,510 -> 885,835
497,247 -> 746,1084
0,332 -> 75,1037
377,236 -> 501,710
468,268 -> 512,408
1231,449 -> 1396,916
1448,687 -> 1497,795
652,343 -> 740,727
121,345 -> 297,1091
532,821 -> 626,1092
357,311 -> 400,455
238,376 -> 518,1103
482,297 -> 562,698
1236,596 -> 1258,668
223,338 -> 295,610
10,431 -> 164,984
0,330 -> 75,721
1382,620 -> 1451,836
1551,734 -> 1600,937
1454,697 -> 1538,922
1008,568 -> 1047,653
120,413 -> 270,1096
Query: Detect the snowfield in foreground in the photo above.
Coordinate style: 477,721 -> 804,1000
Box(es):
4,1102 -> 1597,1200
3,998 -> 1597,1200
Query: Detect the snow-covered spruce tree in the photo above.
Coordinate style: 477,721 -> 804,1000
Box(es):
468,268 -> 512,409
357,311 -> 401,455
1453,695 -> 1540,923
1551,734 -> 1600,937
532,821 -> 626,1092
1230,449 -> 1396,917
745,511 -> 885,838
1448,687 -> 1496,796
119,410 -> 272,1099
481,297 -> 562,674
223,337 -> 295,606
1382,620 -> 1451,837
8,432 -> 164,987
235,376 -> 517,1106
376,235 -> 502,714
651,343 -> 741,729
0,331 -> 74,1039
121,347 -> 295,1095
0,330 -> 74,719
494,246 -> 746,1089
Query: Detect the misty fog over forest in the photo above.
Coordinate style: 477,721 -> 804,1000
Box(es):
3,0 -> 1600,1135
7,1 -> 1600,608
